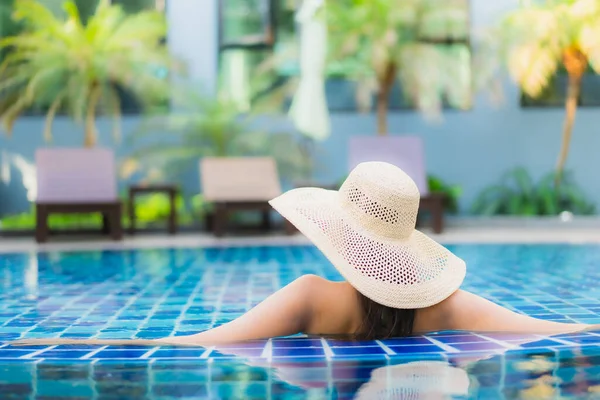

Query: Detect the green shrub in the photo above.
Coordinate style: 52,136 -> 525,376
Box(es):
0,207 -> 36,230
427,175 -> 462,214
471,168 -> 596,216
0,193 -> 211,230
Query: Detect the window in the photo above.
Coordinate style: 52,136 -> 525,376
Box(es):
219,0 -> 275,49
217,0 -> 471,113
218,0 -> 296,113
521,65 -> 600,107
0,0 -> 167,116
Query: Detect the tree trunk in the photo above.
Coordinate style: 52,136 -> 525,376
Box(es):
84,126 -> 96,148
376,62 -> 397,136
84,84 -> 102,148
556,48 -> 586,184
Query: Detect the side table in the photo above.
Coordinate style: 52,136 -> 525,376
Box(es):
128,185 -> 179,235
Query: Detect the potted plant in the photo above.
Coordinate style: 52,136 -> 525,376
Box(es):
324,0 -> 471,139
0,0 -> 175,147
481,0 -> 600,183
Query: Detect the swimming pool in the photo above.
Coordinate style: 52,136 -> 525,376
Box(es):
2,244 -> 600,399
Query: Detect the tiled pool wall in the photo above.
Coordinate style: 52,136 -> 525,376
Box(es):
3,339 -> 600,399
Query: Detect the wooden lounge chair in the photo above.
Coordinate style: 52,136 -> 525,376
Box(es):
348,136 -> 446,234
201,157 -> 291,237
35,148 -> 123,243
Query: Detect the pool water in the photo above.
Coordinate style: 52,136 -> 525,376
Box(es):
2,244 -> 600,399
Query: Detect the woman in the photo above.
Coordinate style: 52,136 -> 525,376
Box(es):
12,162 -> 593,348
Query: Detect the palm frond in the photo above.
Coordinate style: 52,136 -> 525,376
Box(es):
84,1 -> 126,45
12,0 -> 62,30
104,10 -> 166,50
0,71 -> 29,93
507,43 -> 560,97
578,23 -> 600,73
44,90 -> 66,142
24,66 -> 64,101
479,2 -> 583,98
62,0 -> 85,32
0,93 -> 29,135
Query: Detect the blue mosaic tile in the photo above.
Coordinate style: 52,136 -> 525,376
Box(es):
272,347 -> 325,357
331,346 -> 387,356
0,349 -> 35,358
387,344 -> 444,354
433,334 -> 491,344
557,335 -> 600,345
273,339 -> 322,348
451,342 -> 510,351
94,350 -> 149,359
211,352 -> 262,360
379,337 -> 433,346
36,350 -> 91,359
152,349 -> 205,359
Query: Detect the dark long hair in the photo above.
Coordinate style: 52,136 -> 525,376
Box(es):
353,291 -> 416,340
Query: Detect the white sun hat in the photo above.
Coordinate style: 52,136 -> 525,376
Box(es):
269,161 -> 466,309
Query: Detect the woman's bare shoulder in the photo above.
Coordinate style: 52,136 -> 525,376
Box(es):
293,274 -> 348,293
304,277 -> 361,336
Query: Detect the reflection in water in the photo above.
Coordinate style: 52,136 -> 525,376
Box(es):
354,361 -> 470,400
4,347 -> 600,399
253,358 -> 470,399
24,252 -> 38,300
205,334 -> 600,399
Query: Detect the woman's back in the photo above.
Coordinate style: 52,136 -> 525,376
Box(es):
302,276 -> 362,336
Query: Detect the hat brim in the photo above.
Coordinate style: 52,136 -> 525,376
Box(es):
270,187 -> 466,309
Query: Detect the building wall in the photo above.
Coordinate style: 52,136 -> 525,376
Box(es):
1,0 -> 599,216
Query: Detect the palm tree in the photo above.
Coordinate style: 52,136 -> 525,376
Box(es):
0,0 -> 175,147
324,0 -> 471,135
489,0 -> 600,181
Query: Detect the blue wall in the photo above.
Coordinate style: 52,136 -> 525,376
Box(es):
1,0 -> 600,216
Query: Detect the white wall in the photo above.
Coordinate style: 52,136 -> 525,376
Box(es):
167,0 -> 219,93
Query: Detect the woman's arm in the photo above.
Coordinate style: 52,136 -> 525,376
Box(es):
433,290 -> 589,335
11,275 -> 326,348
158,274 -> 323,346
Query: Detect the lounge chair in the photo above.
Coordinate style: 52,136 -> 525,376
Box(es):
35,148 -> 123,243
348,136 -> 446,233
200,157 -> 292,237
